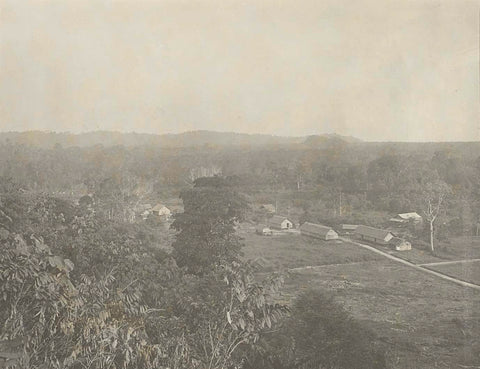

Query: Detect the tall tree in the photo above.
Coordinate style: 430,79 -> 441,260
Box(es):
423,180 -> 451,254
171,176 -> 248,275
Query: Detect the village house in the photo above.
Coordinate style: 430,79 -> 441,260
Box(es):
267,215 -> 294,230
354,225 -> 394,245
389,212 -> 423,224
388,237 -> 412,251
300,222 -> 338,240
151,204 -> 172,220
255,224 -> 273,236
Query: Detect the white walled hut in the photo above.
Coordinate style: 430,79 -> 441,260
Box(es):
300,222 -> 338,241
388,237 -> 412,251
267,215 -> 294,230
255,224 -> 273,236
354,225 -> 394,245
151,204 -> 172,220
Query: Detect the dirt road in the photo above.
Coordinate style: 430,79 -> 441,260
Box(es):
419,259 -> 480,267
339,237 -> 480,291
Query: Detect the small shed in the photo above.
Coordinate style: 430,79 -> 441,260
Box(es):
388,237 -> 412,251
151,204 -> 172,220
300,222 -> 338,240
256,224 -> 273,236
354,225 -> 394,245
267,215 -> 294,230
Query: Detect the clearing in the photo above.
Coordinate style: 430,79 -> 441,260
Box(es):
240,226 -> 480,369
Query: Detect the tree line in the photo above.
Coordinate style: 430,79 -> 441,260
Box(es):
1,140 -> 478,242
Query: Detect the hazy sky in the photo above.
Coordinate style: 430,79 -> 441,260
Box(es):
0,0 -> 478,141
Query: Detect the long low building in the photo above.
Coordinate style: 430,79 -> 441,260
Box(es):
300,222 -> 338,241
354,225 -> 394,245
390,212 -> 423,224
340,224 -> 358,234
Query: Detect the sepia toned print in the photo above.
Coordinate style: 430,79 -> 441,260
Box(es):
0,0 -> 479,368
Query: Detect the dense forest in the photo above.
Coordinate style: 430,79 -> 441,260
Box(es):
0,132 -> 479,239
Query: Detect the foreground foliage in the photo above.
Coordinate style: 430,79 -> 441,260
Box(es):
244,290 -> 387,369
0,185 -> 286,369
0,232 -> 287,369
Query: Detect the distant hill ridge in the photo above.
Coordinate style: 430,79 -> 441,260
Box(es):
0,130 -> 362,148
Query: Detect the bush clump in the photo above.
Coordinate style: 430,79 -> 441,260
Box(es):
244,289 -> 387,369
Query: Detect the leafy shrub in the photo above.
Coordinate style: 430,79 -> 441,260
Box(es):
244,289 -> 387,369
0,188 -> 288,369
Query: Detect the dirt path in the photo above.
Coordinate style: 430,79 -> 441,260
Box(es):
335,237 -> 480,291
418,259 -> 480,267
289,260 -> 371,272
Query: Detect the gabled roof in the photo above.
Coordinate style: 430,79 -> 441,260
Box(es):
342,224 -> 358,230
397,212 -> 422,220
268,215 -> 292,226
354,225 -> 393,240
389,217 -> 406,223
300,222 -> 335,236
152,203 -> 170,212
389,237 -> 410,246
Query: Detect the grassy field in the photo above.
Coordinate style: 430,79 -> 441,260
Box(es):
438,237 -> 480,260
344,236 -> 480,265
427,260 -> 480,285
355,241 -> 445,265
240,226 -> 480,369
241,228 -> 383,270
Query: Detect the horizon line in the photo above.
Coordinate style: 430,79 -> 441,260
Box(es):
0,129 -> 479,144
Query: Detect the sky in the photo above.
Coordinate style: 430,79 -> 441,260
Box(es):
0,0 -> 478,142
